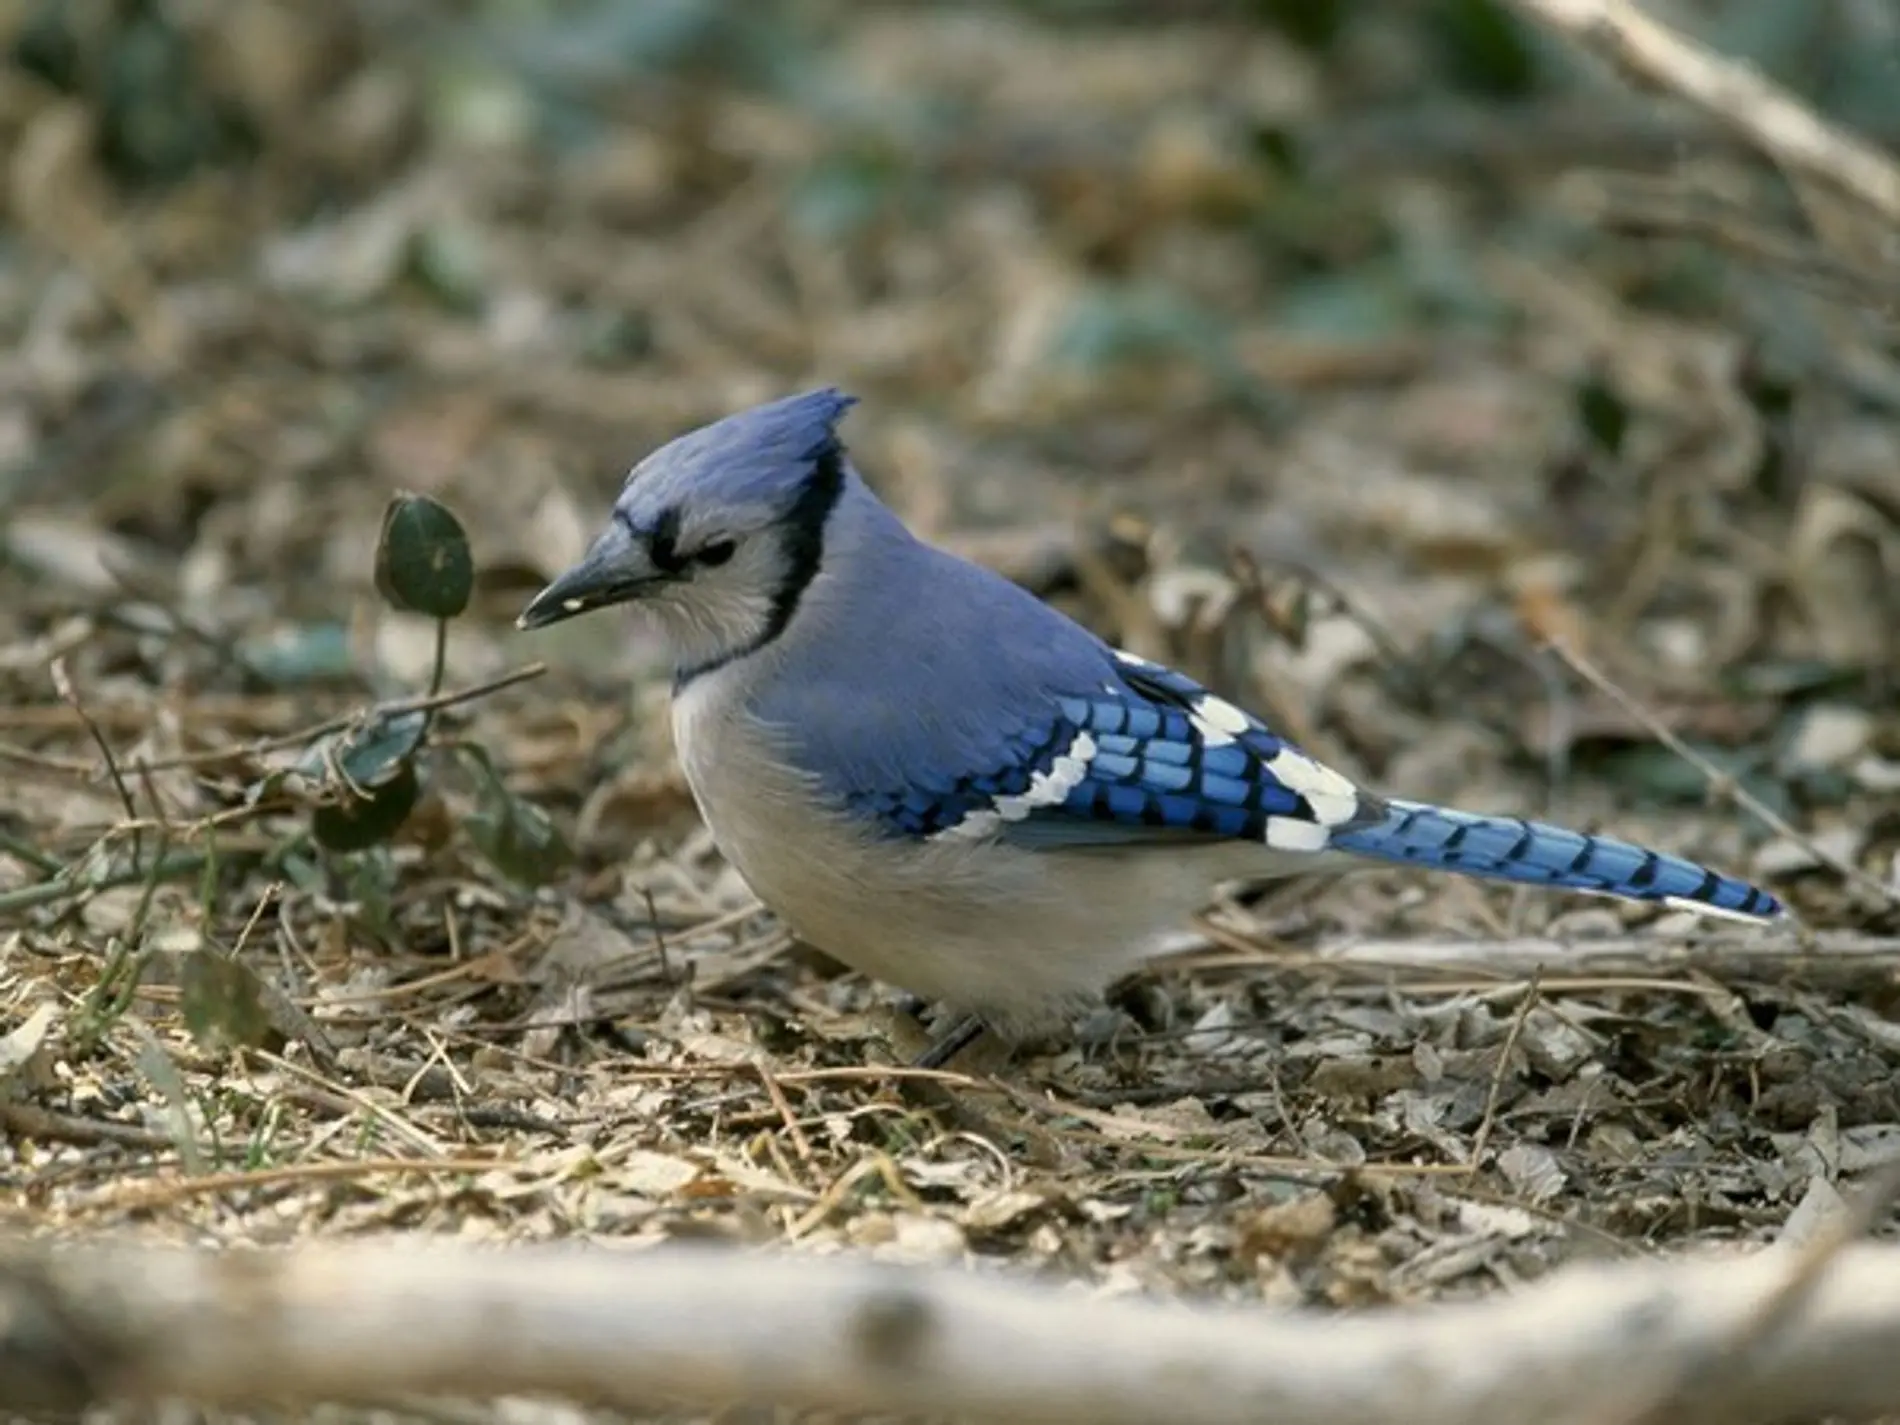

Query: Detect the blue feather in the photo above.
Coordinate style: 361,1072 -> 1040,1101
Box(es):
840,650 -> 1376,851
1332,800 -> 1781,918
824,646 -> 1783,921
745,516 -> 1780,921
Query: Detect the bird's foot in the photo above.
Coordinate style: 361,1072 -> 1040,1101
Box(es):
911,1012 -> 988,1069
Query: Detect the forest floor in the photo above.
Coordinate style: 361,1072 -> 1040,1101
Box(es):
0,3 -> 1896,1420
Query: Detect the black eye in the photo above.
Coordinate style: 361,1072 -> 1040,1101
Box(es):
694,539 -> 737,567
647,507 -> 685,574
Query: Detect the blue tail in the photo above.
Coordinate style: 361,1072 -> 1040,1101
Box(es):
1330,798 -> 1782,922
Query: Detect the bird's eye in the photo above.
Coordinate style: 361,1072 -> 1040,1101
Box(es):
694,539 -> 737,568
647,509 -> 685,574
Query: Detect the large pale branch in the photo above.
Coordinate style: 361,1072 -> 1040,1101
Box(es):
3,1238 -> 1900,1422
1303,929 -> 1893,977
1503,0 -> 1900,229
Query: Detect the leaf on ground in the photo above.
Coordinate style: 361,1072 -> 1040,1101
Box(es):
0,1002 -> 59,1093
281,707 -> 431,850
312,758 -> 422,851
179,950 -> 276,1052
459,744 -> 572,886
330,709 -> 430,788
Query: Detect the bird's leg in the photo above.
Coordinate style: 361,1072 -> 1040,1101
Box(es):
911,1012 -> 987,1069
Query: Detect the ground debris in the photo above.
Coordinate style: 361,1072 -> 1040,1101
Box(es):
0,3 -> 1896,1422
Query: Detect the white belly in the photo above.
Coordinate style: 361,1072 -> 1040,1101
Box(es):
668,672 -> 1249,1034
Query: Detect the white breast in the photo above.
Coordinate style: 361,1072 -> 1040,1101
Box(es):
667,667 -> 1259,1036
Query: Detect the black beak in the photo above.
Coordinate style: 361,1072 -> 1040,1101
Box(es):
516,530 -> 658,631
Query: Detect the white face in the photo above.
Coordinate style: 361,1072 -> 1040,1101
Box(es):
520,429 -> 848,679
635,516 -> 790,676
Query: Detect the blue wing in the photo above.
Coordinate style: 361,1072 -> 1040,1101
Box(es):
843,649 -> 1381,852
837,646 -> 1784,922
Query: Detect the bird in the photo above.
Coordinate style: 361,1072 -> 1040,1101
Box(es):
518,388 -> 1784,1065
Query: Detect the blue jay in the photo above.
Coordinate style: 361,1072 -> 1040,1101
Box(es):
520,389 -> 1783,1063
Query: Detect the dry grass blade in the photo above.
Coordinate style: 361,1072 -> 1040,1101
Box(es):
49,656 -> 138,826
68,1158 -> 513,1217
1466,970 -> 1541,1174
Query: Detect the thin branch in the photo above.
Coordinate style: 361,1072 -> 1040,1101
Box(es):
49,657 -> 139,832
1299,930 -> 1894,979
0,848 -> 209,918
70,662 -> 549,777
1504,0 -> 1900,229
1466,970 -> 1540,1173
5,1238 -> 1900,1421
1543,638 -> 1894,907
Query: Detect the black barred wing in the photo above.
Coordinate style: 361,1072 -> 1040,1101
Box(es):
845,649 -> 1381,851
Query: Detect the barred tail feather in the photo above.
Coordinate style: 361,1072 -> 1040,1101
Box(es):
1329,798 -> 1782,923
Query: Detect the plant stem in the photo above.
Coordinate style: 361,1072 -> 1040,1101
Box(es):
0,849 -> 210,917
419,617 -> 450,737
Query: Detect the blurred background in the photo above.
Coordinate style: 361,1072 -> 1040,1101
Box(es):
1,0 -> 1899,1307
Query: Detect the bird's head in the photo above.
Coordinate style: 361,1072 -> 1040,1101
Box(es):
518,387 -> 857,677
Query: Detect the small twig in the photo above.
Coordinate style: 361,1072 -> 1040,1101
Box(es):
131,756 -> 170,835
50,657 -> 139,847
344,660 -> 548,722
251,1050 -> 449,1158
1544,638 -> 1892,907
0,1101 -> 176,1151
292,934 -> 540,1007
231,882 -> 279,955
61,662 -> 550,777
788,1151 -> 928,1240
1504,0 -> 1900,228
0,848 -> 210,918
1301,930 -> 1893,977
0,741 -> 94,776
1558,171 -> 1900,308
1466,970 -> 1542,1174
71,1156 -> 509,1216
755,1062 -> 816,1166
0,828 -> 61,876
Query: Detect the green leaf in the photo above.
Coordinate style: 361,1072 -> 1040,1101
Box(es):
1576,372 -> 1628,457
335,709 -> 430,787
406,224 -> 490,315
790,149 -> 904,239
337,849 -> 401,941
375,494 -> 473,619
458,746 -> 572,886
179,950 -> 273,1052
274,709 -> 431,851
1427,0 -> 1540,99
312,759 -> 422,852
1273,269 -> 1409,340
1247,0 -> 1345,49
286,707 -> 427,789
